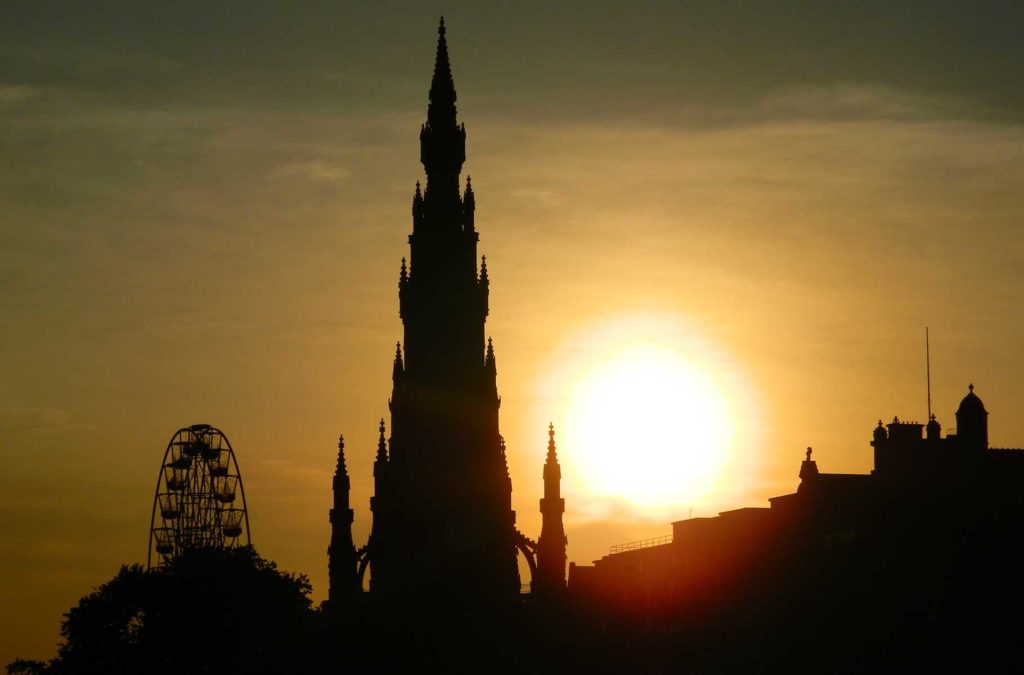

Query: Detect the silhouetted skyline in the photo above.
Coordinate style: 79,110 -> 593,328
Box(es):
2,4 -> 1024,666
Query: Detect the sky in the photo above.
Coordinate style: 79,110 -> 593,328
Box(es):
2,0 -> 1024,664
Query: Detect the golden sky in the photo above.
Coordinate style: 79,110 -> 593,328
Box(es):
2,2 -> 1023,664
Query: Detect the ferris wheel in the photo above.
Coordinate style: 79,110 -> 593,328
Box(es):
147,424 -> 251,568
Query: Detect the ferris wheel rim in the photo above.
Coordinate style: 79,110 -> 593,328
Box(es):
147,424 -> 251,569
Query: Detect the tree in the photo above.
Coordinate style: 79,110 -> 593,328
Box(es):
31,547 -> 319,674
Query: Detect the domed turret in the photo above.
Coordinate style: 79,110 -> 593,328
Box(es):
955,384 -> 988,451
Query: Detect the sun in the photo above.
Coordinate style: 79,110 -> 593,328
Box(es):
563,345 -> 735,512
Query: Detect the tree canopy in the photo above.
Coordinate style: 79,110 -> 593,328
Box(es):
8,548 -> 319,674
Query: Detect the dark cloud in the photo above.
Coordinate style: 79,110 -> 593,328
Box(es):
1,2 -> 1021,120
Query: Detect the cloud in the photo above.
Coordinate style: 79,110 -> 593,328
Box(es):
280,158 -> 352,185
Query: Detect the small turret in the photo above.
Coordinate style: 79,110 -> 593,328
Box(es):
926,414 -> 941,441
536,423 -> 567,596
872,420 -> 887,445
328,435 -> 358,603
955,384 -> 988,451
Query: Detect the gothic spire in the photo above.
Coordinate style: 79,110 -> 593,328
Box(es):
543,422 -> 561,484
428,17 -> 457,128
336,434 -> 348,475
393,342 -> 404,380
419,16 -> 467,220
376,419 -> 388,462
547,423 -> 558,463
486,336 -> 496,372
479,254 -> 488,284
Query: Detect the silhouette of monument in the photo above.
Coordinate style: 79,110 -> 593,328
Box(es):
329,19 -> 566,603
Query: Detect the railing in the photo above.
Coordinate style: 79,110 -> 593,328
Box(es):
609,534 -> 672,554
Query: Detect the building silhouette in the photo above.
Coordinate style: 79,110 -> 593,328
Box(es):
319,19 -> 1024,672
328,19 -> 566,604
567,385 -> 1024,669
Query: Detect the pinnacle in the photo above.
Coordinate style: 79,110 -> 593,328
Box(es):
547,423 -> 558,460
428,16 -> 457,125
336,434 -> 347,474
376,419 -> 388,462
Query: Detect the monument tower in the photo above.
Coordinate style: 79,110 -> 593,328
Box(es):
328,19 -> 567,604
362,18 -> 520,599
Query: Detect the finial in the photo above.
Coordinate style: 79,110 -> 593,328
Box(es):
480,255 -> 488,282
379,418 -> 386,435
414,181 -> 422,199
400,257 -> 408,284
547,423 -> 558,461
466,175 -> 473,192
805,446 -> 812,462
969,383 -> 974,393
439,16 -> 446,36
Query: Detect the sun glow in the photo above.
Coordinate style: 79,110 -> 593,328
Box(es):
534,314 -> 756,520
564,346 -> 734,510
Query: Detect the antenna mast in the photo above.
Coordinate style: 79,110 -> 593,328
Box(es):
926,327 -> 932,420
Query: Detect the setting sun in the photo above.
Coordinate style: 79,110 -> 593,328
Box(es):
565,346 -> 733,511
